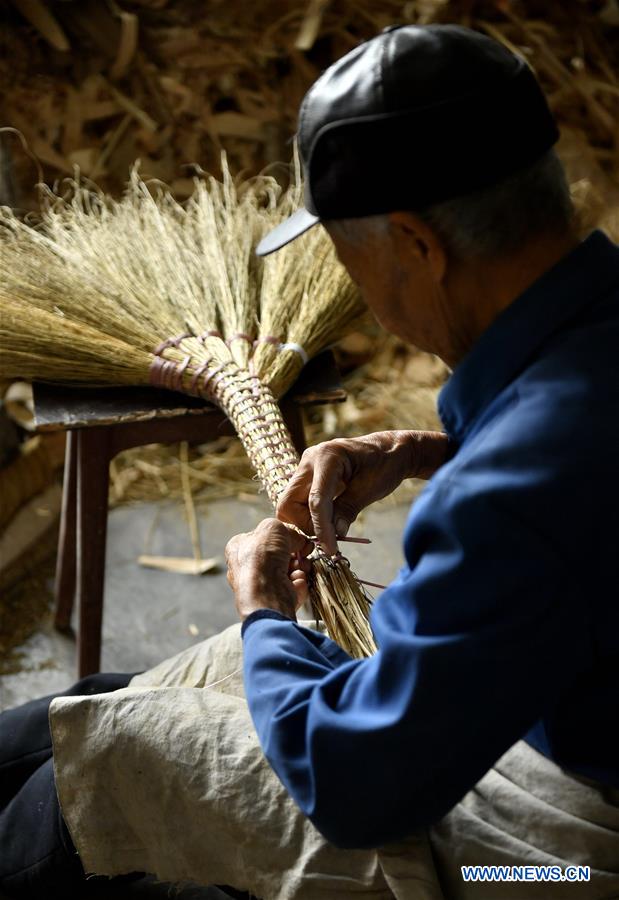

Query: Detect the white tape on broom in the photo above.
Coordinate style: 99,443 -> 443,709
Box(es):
278,342 -> 309,365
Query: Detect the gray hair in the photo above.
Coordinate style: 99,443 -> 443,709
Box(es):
328,150 -> 574,260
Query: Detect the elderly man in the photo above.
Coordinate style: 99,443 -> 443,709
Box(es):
1,23 -> 618,900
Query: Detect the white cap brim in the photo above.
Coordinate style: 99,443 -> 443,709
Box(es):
256,207 -> 320,257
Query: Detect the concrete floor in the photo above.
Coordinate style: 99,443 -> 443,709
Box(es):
1,495 -> 411,709
0,494 -> 411,898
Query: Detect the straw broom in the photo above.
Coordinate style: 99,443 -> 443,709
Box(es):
0,160 -> 377,658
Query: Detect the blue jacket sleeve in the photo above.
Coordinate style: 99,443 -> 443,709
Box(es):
242,477 -> 593,849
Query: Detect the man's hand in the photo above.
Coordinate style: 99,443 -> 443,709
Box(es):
225,518 -> 314,621
276,430 -> 450,555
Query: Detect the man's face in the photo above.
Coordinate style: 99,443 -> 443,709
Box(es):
325,218 -> 449,355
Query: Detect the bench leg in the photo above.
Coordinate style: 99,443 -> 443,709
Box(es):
54,430 -> 77,633
76,428 -> 111,678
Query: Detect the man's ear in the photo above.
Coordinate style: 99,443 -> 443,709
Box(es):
387,211 -> 447,282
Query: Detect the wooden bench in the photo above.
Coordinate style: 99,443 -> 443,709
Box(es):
33,352 -> 345,677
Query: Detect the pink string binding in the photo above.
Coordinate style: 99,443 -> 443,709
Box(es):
153,332 -> 192,356
227,332 -> 253,347
150,332 -> 195,392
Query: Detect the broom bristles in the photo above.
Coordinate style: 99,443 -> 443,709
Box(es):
1,156 -> 362,395
0,158 -> 377,658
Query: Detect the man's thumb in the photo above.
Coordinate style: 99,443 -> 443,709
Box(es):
282,522 -> 315,557
334,493 -> 362,538
334,515 -> 350,538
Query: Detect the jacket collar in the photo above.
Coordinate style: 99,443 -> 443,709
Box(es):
438,230 -> 619,443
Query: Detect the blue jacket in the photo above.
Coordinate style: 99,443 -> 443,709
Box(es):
242,230 -> 619,849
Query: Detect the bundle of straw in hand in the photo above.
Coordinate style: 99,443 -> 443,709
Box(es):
0,159 -> 377,657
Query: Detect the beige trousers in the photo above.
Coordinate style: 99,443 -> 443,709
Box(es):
50,623 -> 441,900
431,737 -> 619,899
50,623 -> 619,899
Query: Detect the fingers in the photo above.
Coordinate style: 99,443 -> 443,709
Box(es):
289,551 -> 312,576
226,521 -> 312,621
250,518 -> 314,559
289,566 -> 309,608
277,444 -> 351,555
276,447 -> 326,534
276,464 -> 315,536
306,450 -> 350,555
289,551 -> 311,609
279,433 -> 407,552
257,518 -> 313,556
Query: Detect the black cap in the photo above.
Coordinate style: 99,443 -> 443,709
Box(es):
256,24 -> 559,256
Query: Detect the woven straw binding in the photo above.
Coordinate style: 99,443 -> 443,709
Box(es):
200,362 -> 299,505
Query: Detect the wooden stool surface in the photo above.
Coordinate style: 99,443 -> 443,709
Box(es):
33,351 -> 345,432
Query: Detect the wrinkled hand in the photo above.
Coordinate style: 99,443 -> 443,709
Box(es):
225,518 -> 314,621
276,430 -> 450,555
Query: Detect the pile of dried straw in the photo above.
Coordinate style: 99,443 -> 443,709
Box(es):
2,1 -> 617,208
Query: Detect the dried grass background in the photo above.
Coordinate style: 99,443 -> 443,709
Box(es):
1,0 -> 618,515
2,1 -> 618,206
